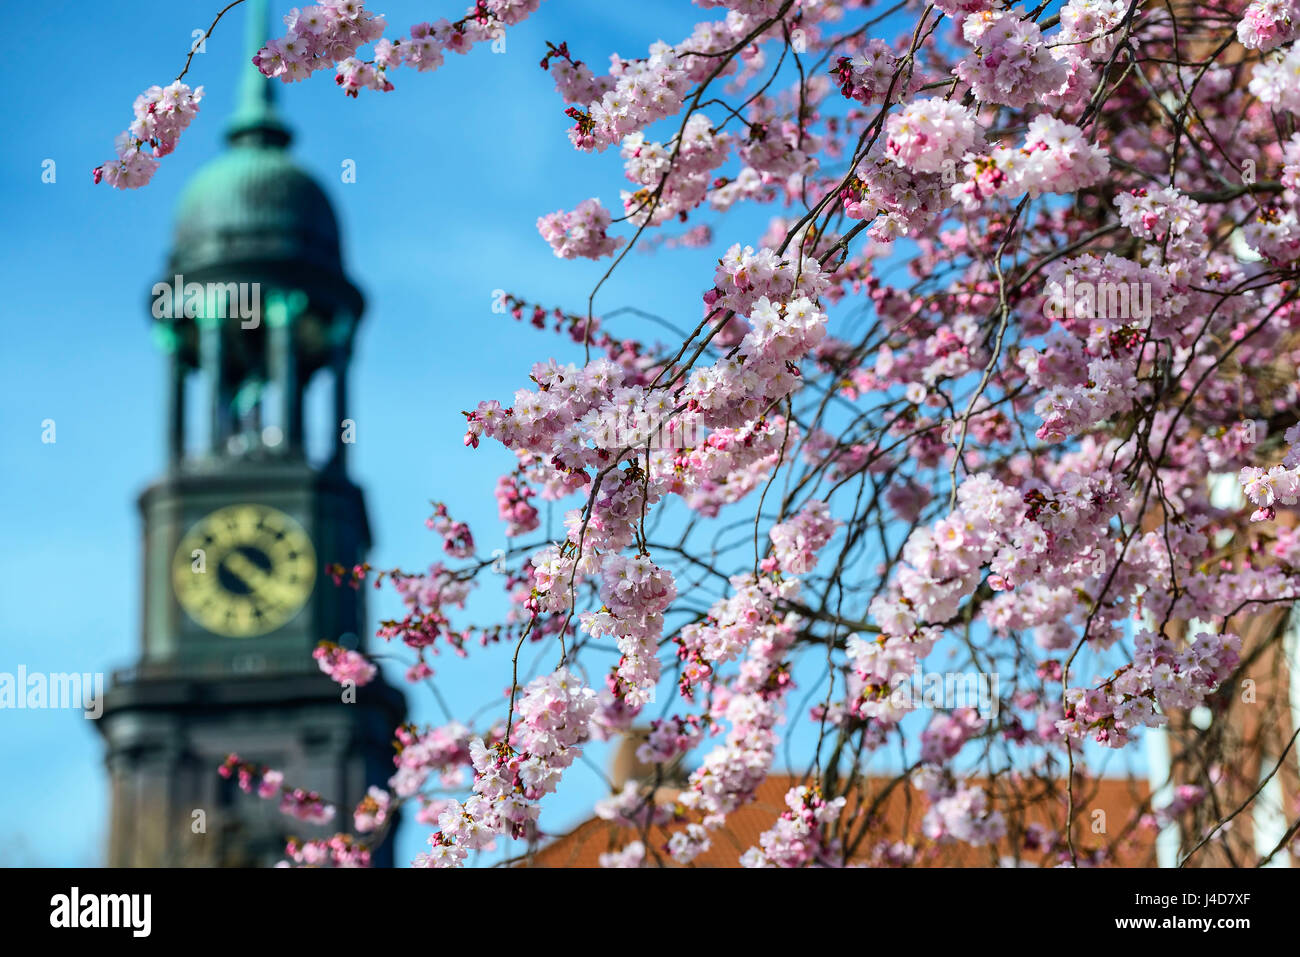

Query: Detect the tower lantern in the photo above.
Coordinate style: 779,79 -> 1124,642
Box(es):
155,0 -> 363,469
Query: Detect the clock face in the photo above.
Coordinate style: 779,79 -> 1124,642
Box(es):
172,504 -> 316,638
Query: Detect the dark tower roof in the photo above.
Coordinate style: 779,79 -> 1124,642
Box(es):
164,0 -> 361,317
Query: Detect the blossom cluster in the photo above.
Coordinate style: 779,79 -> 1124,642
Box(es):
566,41 -> 695,152
917,769 -> 1007,846
218,755 -> 336,824
312,641 -> 377,686
830,40 -> 910,107
1239,425 -> 1300,519
951,116 -> 1109,210
94,82 -> 204,189
741,786 -> 847,867
1057,630 -> 1242,747
768,499 -> 840,575
282,834 -> 371,867
1114,186 -> 1207,260
1249,44 -> 1300,113
667,574 -> 804,863
1058,0 -> 1127,60
352,786 -> 392,833
1237,0 -> 1300,50
1243,204 -> 1300,265
421,667 -> 595,866
582,554 -> 678,705
537,198 -> 625,259
495,473 -> 540,536
636,715 -> 705,764
253,1 -> 387,87
885,97 -> 982,175
920,708 -> 987,763
373,563 -> 475,661
255,0 -> 541,95
620,115 -> 733,227
390,721 -> 476,796
426,501 -> 475,558
953,12 -> 1069,109
841,146 -> 950,241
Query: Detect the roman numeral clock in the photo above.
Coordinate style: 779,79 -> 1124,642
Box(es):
96,0 -> 405,869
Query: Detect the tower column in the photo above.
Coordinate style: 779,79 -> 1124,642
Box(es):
267,294 -> 301,453
332,317 -> 352,469
199,317 -> 224,455
167,345 -> 186,466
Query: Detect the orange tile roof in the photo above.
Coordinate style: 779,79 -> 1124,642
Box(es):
526,773 -> 1155,868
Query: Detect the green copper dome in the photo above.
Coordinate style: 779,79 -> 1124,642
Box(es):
164,0 -> 359,318
169,144 -> 345,276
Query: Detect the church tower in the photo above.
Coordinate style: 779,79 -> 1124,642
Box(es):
97,0 -> 405,867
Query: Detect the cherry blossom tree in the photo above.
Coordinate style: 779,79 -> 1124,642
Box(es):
102,0 -> 1300,868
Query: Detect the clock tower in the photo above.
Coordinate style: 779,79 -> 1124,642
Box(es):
97,0 -> 405,867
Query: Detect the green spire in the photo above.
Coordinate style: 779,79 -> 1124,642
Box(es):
226,0 -> 291,148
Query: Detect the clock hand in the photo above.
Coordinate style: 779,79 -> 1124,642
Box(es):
223,550 -> 269,589
223,550 -> 297,606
